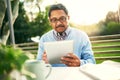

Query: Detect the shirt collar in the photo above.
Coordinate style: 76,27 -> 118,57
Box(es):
53,26 -> 71,37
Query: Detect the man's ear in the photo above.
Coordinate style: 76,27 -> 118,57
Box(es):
68,16 -> 70,20
48,17 -> 50,22
48,17 -> 51,24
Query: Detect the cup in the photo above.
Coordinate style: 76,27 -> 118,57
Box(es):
24,60 -> 52,80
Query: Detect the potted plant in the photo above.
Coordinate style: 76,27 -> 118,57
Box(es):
0,44 -> 29,80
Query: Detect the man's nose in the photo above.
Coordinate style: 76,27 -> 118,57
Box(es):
56,20 -> 62,25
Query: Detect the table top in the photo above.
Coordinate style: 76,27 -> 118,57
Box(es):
46,60 -> 120,80
46,67 -> 92,80
10,60 -> 120,80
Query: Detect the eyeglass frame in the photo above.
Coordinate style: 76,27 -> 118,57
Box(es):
50,16 -> 67,23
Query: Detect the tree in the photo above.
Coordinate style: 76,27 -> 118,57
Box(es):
14,2 -> 30,43
14,1 -> 51,43
0,0 -> 19,45
105,11 -> 119,23
100,21 -> 120,35
98,10 -> 120,35
28,7 -> 51,38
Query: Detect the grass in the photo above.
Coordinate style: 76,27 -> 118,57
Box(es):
92,41 -> 120,64
94,53 -> 120,57
96,59 -> 120,64
93,47 -> 120,51
92,42 -> 120,46
95,53 -> 120,64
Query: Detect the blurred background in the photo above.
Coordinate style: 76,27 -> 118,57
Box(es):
1,0 -> 119,44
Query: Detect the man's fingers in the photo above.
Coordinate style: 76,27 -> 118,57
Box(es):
42,52 -> 47,56
42,52 -> 49,63
61,56 -> 75,63
61,53 -> 80,67
67,53 -> 78,59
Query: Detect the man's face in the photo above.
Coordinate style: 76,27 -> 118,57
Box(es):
49,10 -> 69,33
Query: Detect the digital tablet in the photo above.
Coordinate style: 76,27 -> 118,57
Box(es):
44,40 -> 73,64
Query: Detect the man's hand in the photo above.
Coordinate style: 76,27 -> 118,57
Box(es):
42,52 -> 49,64
60,53 -> 80,67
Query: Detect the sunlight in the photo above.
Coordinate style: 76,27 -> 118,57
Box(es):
41,0 -> 120,25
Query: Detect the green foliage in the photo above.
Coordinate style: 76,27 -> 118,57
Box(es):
14,2 -> 30,43
29,11 -> 51,37
0,44 -> 29,75
100,21 -> 120,35
99,10 -> 120,35
14,2 -> 51,43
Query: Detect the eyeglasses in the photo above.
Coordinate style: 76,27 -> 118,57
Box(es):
50,16 -> 67,23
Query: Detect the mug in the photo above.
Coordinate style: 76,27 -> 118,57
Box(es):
23,60 -> 52,80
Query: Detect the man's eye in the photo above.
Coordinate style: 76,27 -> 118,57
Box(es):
50,16 -> 66,23
59,17 -> 66,21
51,18 -> 57,22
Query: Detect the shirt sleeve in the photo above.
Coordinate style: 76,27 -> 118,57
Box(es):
36,36 -> 44,60
80,33 -> 96,66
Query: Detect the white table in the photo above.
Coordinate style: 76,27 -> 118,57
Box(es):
46,60 -> 120,80
46,67 -> 92,80
11,60 -> 120,80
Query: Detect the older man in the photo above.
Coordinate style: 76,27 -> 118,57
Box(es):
37,3 -> 96,67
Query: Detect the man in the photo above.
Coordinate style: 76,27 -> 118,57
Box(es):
37,3 -> 96,67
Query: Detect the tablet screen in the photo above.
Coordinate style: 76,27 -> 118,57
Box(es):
44,40 -> 73,64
